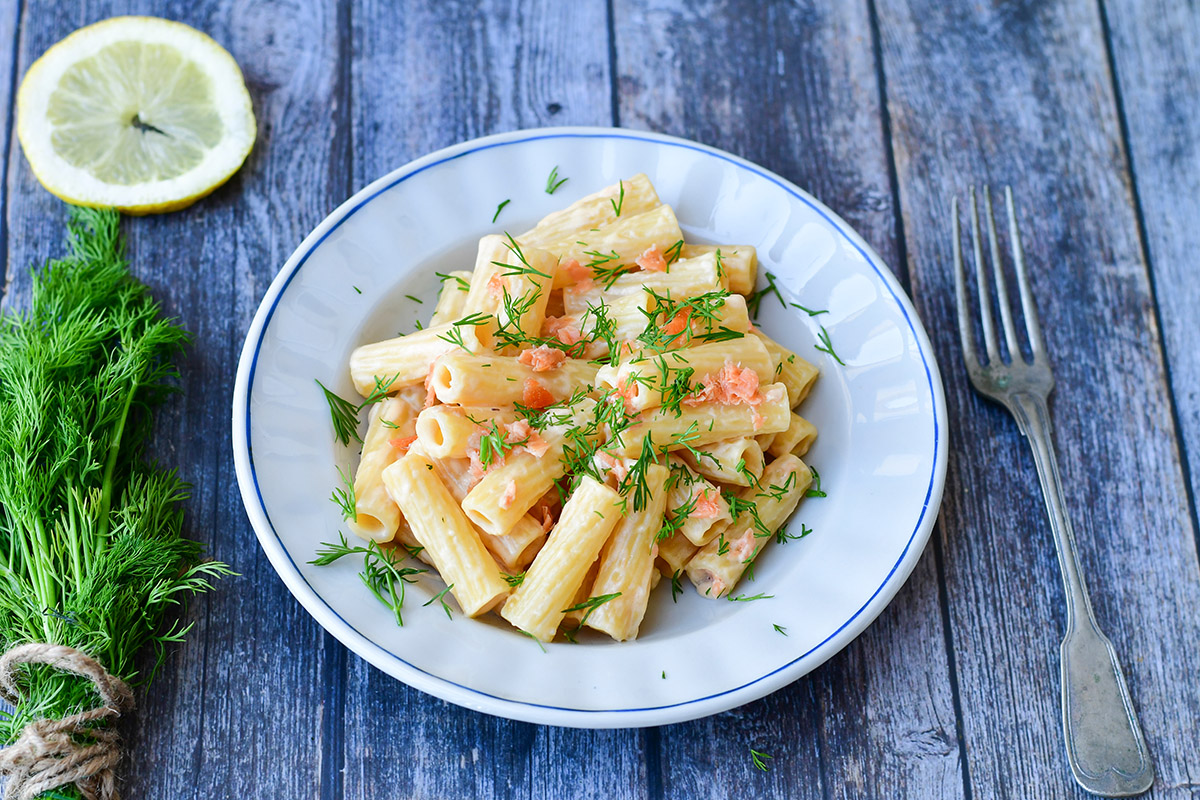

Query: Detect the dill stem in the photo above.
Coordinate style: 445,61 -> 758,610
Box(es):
96,379 -> 138,548
64,486 -> 86,595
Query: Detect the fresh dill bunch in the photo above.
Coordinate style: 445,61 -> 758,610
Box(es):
0,207 -> 231,749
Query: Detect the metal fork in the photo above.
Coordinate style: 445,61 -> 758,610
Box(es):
951,187 -> 1154,797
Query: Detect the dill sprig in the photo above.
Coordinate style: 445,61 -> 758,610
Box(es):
317,379 -> 361,446
814,325 -> 845,365
422,583 -> 455,620
311,534 -> 426,626
545,166 -> 568,194
318,373 -> 397,446
495,233 -> 552,280
750,748 -> 774,772
663,239 -> 684,265
806,466 -> 827,498
790,301 -> 828,316
435,271 -> 471,292
561,592 -> 621,629
0,207 -> 230,746
747,271 -> 786,319
330,466 -> 357,520
610,180 -> 625,216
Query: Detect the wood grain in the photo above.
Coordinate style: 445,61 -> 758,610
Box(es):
1102,0 -> 1200,570
3,1 -> 352,798
873,0 -> 1200,796
614,1 -> 964,797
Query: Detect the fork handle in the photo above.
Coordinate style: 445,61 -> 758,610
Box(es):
1009,391 -> 1154,796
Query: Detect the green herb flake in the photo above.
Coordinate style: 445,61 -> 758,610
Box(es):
492,198 -> 511,223
610,179 -> 625,217
815,325 -> 845,366
422,583 -> 455,620
806,466 -> 827,498
546,166 -> 568,194
750,748 -> 774,772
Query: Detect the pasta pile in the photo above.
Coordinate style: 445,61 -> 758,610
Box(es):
341,174 -> 819,642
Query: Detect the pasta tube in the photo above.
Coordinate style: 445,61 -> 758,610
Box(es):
686,454 -> 812,599
665,457 -> 732,547
563,251 -> 722,316
611,383 -> 791,457
520,173 -> 660,254
554,205 -> 684,291
429,352 -> 598,406
349,322 -> 483,397
415,405 -> 519,459
684,436 -> 765,488
425,452 -> 547,571
769,413 -> 818,458
679,244 -> 757,295
429,270 -> 472,326
499,476 -> 621,641
382,450 -> 509,616
585,463 -> 670,641
753,331 -> 819,406
348,389 -> 424,543
595,336 -> 773,413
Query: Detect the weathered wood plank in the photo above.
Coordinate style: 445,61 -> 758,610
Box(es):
3,1 -> 352,798
339,3 -> 645,800
614,1 -> 964,797
0,0 -> 21,309
1102,0 -> 1200,569
874,0 -> 1200,796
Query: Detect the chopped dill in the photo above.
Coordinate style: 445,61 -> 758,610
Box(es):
815,325 -> 845,365
422,583 -> 455,620
562,592 -> 621,628
663,239 -> 684,265
750,748 -> 774,772
492,198 -> 510,223
330,466 -> 356,521
436,271 -> 471,292
806,466 -> 827,498
545,165 -> 568,194
777,522 -> 812,544
791,302 -> 828,316
729,592 -> 774,602
773,624 -> 788,636
747,271 -> 786,319
610,179 -> 625,216
405,294 -> 423,304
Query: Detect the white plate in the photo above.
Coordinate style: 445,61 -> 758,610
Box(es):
232,127 -> 947,728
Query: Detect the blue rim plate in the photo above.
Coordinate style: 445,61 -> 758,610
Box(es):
231,127 -> 948,728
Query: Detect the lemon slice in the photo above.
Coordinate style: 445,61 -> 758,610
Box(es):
16,16 -> 256,214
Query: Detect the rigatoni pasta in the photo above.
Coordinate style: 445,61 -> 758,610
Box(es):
322,172 -> 829,642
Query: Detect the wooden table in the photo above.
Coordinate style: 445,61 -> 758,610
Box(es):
2,2 -> 1198,798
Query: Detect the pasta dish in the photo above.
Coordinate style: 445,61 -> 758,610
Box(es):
332,174 -> 820,643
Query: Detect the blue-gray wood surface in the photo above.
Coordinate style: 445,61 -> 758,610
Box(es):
2,1 -> 1198,798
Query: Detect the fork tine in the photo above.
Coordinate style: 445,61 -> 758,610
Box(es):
1005,186 -> 1047,359
951,196 -> 978,366
969,187 -> 1001,364
983,187 -> 1022,362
